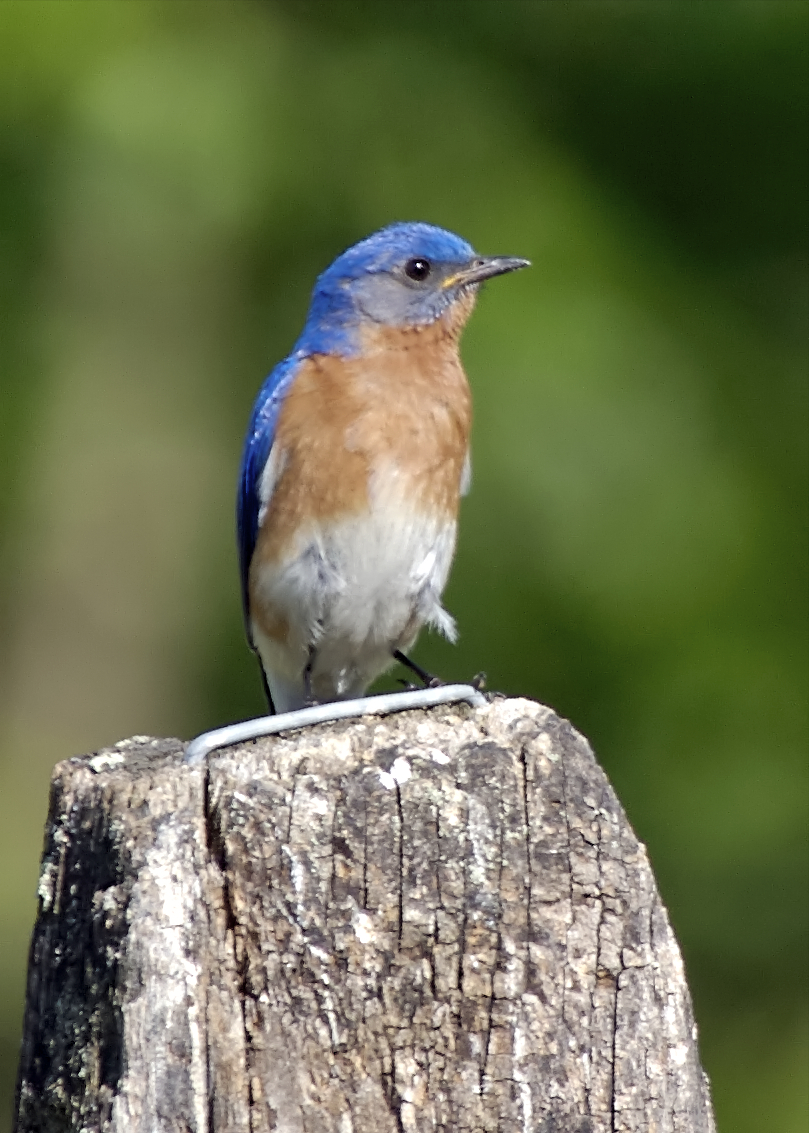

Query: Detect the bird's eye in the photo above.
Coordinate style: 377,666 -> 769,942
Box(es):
404,258 -> 431,282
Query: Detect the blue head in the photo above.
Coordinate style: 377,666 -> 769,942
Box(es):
296,222 -> 529,356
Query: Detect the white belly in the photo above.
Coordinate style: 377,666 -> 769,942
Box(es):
251,504 -> 458,710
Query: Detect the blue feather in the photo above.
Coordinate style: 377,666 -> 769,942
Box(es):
237,352 -> 304,638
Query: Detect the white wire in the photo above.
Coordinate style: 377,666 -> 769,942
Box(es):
184,684 -> 487,766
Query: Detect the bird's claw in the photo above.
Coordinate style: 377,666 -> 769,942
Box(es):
471,672 -> 487,692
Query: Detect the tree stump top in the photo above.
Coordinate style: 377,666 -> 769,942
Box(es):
15,696 -> 715,1133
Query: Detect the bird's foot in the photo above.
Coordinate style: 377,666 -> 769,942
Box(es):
471,672 -> 487,692
397,676 -> 442,692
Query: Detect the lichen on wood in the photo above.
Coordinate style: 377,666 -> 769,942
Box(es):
14,697 -> 715,1132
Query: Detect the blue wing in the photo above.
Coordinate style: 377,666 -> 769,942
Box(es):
237,352 -> 303,642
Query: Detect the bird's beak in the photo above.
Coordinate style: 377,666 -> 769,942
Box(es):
442,255 -> 530,290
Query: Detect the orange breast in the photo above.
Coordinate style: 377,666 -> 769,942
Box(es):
253,311 -> 473,568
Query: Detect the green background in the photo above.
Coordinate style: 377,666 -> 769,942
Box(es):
0,2 -> 806,1128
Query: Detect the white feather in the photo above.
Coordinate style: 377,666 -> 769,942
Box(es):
460,448 -> 472,496
251,479 -> 458,711
256,446 -> 288,527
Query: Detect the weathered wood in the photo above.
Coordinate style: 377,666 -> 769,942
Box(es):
14,697 -> 715,1132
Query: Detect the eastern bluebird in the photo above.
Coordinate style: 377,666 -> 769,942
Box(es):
238,222 -> 528,714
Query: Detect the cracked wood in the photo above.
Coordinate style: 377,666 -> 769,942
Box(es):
14,698 -> 716,1133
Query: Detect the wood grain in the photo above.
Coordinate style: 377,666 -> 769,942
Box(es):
14,698 -> 715,1133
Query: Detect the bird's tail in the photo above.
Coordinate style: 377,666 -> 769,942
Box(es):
265,671 -> 308,715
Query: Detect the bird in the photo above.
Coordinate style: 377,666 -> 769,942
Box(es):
237,221 -> 528,714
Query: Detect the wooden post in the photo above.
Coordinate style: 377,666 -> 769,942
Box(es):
14,697 -> 715,1132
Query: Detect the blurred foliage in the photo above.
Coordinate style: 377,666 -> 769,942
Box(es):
0,2 -> 806,1129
